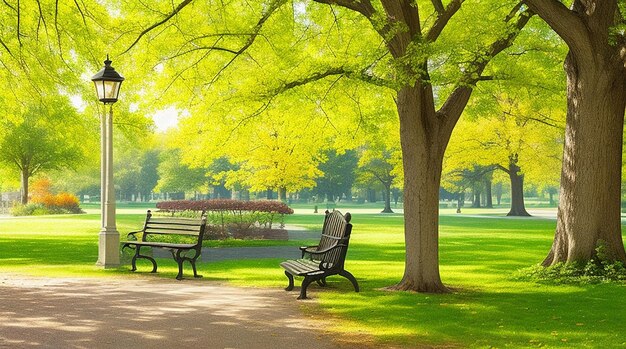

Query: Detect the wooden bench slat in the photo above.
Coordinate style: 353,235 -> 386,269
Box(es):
143,229 -> 200,235
148,220 -> 202,226
123,241 -> 196,249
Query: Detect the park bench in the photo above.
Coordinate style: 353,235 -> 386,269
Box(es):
280,210 -> 359,299
121,210 -> 207,280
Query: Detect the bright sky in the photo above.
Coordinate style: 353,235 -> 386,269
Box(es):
152,107 -> 180,132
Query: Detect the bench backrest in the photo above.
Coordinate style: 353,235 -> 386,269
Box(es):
141,210 -> 208,248
311,210 -> 353,269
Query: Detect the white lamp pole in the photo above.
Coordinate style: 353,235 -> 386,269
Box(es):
92,56 -> 124,268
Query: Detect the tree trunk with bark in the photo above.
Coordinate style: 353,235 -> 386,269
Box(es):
495,182 -> 503,205
543,52 -> 626,265
381,183 -> 394,213
507,166 -> 529,216
278,187 -> 287,201
524,0 -> 626,265
472,190 -> 481,208
484,177 -> 493,208
387,85 -> 451,293
497,155 -> 530,216
20,168 -> 29,205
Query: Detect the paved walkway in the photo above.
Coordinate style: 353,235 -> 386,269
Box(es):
0,276 -> 370,349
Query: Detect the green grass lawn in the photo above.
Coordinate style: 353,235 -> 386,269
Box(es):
1,210 -> 625,348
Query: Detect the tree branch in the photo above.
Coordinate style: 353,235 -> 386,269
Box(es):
313,0 -> 377,18
122,0 -> 193,54
270,66 -> 395,96
73,0 -> 88,26
495,164 -> 510,174
2,0 -> 16,12
55,0 -> 62,51
313,0 -> 391,43
35,0 -> 47,39
425,0 -> 464,42
439,7 -> 533,142
523,0 -> 590,55
17,0 -> 22,46
0,38 -> 14,58
202,0 -> 288,86
431,0 -> 445,14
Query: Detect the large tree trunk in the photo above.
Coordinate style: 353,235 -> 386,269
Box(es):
388,86 -> 449,293
507,160 -> 530,216
381,183 -> 394,213
278,187 -> 287,201
20,168 -> 29,205
367,189 -> 376,203
484,177 -> 493,208
494,182 -> 503,205
543,51 -> 626,265
471,190 -> 481,208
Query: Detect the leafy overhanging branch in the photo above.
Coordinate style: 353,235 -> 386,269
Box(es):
312,0 -> 393,45
425,0 -> 465,43
270,66 -> 395,96
438,6 -> 534,140
122,0 -> 194,55
204,0 -> 288,85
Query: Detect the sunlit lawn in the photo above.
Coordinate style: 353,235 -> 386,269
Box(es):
1,208 -> 625,348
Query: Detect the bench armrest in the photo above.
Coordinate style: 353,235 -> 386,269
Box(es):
126,230 -> 143,240
299,245 -> 318,258
307,243 -> 346,256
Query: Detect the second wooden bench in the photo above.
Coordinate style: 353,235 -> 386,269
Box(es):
121,210 -> 207,280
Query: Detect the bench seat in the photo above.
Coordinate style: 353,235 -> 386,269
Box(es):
280,259 -> 333,277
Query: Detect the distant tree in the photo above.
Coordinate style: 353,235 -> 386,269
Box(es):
315,149 -> 358,202
358,147 -> 399,214
138,150 -> 160,201
0,105 -> 84,204
155,149 -> 207,196
445,90 -> 563,216
207,157 -> 237,199
116,165 -> 139,201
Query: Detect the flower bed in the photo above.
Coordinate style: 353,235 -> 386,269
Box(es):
156,199 -> 293,240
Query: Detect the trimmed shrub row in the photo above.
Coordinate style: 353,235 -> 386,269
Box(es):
155,199 -> 294,240
156,199 -> 294,214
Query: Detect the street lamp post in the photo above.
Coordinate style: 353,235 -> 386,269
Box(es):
92,55 -> 124,268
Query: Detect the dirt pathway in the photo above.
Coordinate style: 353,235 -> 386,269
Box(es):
0,276 -> 364,349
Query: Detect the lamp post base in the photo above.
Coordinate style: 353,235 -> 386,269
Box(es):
96,229 -> 120,268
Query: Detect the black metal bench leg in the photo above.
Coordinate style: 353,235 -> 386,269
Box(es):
175,259 -> 184,280
316,277 -> 327,287
131,247 -> 158,273
190,258 -> 202,278
298,277 -> 315,300
172,251 -> 185,280
147,256 -> 158,273
284,271 -> 295,291
339,270 -> 359,292
130,250 -> 139,272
